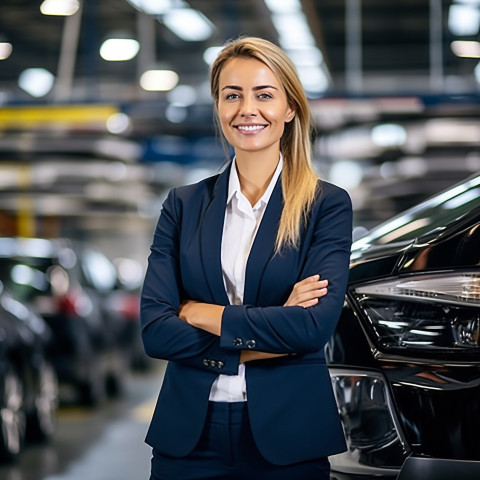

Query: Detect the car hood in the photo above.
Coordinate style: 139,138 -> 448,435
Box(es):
349,216 -> 480,284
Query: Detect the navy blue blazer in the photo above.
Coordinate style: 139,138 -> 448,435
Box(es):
141,162 -> 352,466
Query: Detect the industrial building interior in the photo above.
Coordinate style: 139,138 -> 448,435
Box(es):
0,1 -> 479,479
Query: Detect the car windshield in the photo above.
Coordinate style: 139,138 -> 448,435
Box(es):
353,174 -> 480,250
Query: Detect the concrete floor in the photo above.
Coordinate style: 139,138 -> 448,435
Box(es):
0,361 -> 166,480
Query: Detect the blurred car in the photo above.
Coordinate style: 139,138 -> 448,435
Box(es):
105,280 -> 147,371
0,282 -> 58,462
105,257 -> 151,371
327,173 -> 480,479
0,238 -> 128,406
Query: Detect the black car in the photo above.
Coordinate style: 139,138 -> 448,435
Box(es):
0,238 -> 127,406
0,282 -> 58,462
327,173 -> 480,479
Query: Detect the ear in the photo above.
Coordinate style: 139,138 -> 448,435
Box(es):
285,104 -> 296,123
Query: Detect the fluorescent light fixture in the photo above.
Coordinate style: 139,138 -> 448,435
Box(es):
267,1 -> 330,93
100,38 -> 140,61
0,42 -> 12,60
18,68 -> 55,97
272,12 -> 315,48
297,65 -> 329,93
451,40 -> 480,57
140,69 -> 179,91
163,8 -> 214,41
286,46 -> 324,66
203,46 -> 222,65
264,0 -> 301,14
40,0 -> 80,16
125,0 -> 173,15
448,4 -> 480,36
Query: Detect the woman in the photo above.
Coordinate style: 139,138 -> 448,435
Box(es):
141,36 -> 352,479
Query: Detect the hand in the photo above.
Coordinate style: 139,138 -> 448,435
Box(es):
283,274 -> 328,308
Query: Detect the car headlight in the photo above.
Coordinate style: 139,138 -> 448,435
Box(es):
350,272 -> 480,354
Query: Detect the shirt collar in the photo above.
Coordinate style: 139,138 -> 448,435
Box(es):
227,154 -> 283,206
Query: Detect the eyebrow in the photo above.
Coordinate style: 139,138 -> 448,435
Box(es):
221,84 -> 278,92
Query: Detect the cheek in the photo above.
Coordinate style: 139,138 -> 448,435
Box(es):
263,105 -> 291,125
219,114 -> 233,139
218,106 -> 233,127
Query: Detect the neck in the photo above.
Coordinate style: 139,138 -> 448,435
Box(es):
235,149 -> 280,206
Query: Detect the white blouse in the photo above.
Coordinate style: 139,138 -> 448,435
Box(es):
209,156 -> 283,402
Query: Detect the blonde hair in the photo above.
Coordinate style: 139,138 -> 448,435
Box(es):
210,36 -> 319,251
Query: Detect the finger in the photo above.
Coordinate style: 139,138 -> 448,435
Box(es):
299,276 -> 328,287
293,287 -> 327,305
300,298 -> 319,308
295,281 -> 328,296
300,274 -> 320,285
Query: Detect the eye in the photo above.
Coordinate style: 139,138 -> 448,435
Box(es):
258,92 -> 272,99
225,92 -> 239,100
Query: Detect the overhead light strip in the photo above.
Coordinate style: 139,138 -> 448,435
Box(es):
264,0 -> 330,94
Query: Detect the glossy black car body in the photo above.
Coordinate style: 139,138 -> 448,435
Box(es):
0,238 -> 127,406
0,284 -> 58,462
327,173 -> 480,479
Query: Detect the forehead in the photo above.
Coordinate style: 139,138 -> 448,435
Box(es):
219,57 -> 281,87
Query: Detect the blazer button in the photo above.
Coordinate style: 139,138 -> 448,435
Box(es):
209,360 -> 217,368
203,358 -> 209,366
233,338 -> 243,347
217,361 -> 224,369
246,339 -> 256,349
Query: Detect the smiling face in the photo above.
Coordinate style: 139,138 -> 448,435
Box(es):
216,57 -> 295,158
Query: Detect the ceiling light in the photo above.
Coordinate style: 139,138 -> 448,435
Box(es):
100,38 -> 140,61
297,65 -> 329,93
203,46 -> 222,65
272,12 -> 315,48
40,0 -> 80,16
286,47 -> 323,67
163,8 -> 214,41
0,42 -> 12,60
18,68 -> 55,97
450,40 -> 480,57
140,69 -> 179,91
448,4 -> 480,36
125,0 -> 173,15
264,0 -> 301,14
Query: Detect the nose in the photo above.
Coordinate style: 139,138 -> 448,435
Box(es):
240,96 -> 257,117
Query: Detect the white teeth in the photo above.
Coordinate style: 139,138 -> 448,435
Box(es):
237,125 -> 265,131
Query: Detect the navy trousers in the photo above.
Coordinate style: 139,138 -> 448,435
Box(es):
150,401 -> 330,480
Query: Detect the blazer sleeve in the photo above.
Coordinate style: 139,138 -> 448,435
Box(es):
220,185 -> 353,355
140,188 -> 241,375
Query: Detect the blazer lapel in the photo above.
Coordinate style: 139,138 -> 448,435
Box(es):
243,176 -> 283,306
199,164 -> 230,306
